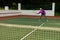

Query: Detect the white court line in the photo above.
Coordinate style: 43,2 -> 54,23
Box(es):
20,23 -> 45,40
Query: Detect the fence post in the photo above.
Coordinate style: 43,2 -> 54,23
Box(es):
5,6 -> 9,10
18,3 -> 21,10
52,2 -> 55,14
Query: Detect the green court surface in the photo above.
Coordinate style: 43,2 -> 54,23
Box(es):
43,19 -> 60,28
0,18 -> 43,26
0,18 -> 60,40
0,18 -> 60,27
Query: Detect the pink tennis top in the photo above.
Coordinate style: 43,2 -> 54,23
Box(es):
38,9 -> 46,14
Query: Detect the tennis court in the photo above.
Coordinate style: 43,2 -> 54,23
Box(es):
0,17 -> 60,40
